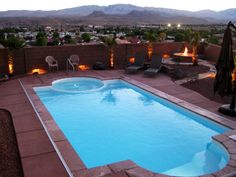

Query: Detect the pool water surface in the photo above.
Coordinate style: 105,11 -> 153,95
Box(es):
34,78 -> 230,177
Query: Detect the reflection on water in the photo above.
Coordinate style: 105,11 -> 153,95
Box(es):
101,90 -> 117,105
138,95 -> 154,106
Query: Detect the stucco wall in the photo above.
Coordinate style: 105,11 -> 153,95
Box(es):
0,42 -> 185,75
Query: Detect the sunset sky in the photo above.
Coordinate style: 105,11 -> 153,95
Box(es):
1,0 -> 235,11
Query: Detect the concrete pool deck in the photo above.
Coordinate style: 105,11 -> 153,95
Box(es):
1,70 -> 236,177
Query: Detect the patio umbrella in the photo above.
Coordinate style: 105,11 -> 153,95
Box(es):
214,21 -> 235,113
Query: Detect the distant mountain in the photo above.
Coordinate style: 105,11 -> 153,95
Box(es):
189,9 -> 236,22
67,10 -> 209,25
103,4 -> 143,14
218,9 -> 236,21
0,4 -> 235,25
56,5 -> 104,16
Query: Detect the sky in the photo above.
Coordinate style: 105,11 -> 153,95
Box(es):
1,0 -> 236,11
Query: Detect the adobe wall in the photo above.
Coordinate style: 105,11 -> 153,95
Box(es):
114,42 -> 183,68
204,44 -> 221,62
0,42 -> 184,75
24,44 -> 108,73
0,49 -> 8,74
12,49 -> 26,75
113,43 -> 148,69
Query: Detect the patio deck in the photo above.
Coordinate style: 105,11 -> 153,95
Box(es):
1,70 -> 236,177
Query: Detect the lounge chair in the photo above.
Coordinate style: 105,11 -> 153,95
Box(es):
125,52 -> 147,74
45,56 -> 59,72
144,54 -> 163,76
67,54 -> 80,71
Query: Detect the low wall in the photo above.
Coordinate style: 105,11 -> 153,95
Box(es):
204,44 -> 221,62
0,49 -> 8,74
0,42 -> 184,75
24,44 -> 108,73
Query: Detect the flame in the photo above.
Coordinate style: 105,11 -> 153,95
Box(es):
110,48 -> 114,68
31,68 -> 46,74
162,54 -> 170,59
32,68 -> 39,74
148,43 -> 153,59
8,55 -> 14,74
232,70 -> 236,81
208,73 -> 216,78
79,65 -> 90,71
8,63 -> 13,74
129,57 -> 135,64
183,47 -> 188,56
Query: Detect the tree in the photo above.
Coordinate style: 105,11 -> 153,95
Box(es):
101,36 -> 116,68
1,36 -> 25,75
159,32 -> 166,42
64,34 -> 71,42
52,31 -> 60,45
0,32 -> 5,44
190,31 -> 201,66
184,28 -> 192,42
79,26 -> 85,32
68,38 -> 77,44
3,36 -> 25,50
174,33 -> 184,42
81,33 -> 91,43
208,35 -> 220,45
36,31 -> 47,46
144,31 -> 157,42
36,37 -> 48,46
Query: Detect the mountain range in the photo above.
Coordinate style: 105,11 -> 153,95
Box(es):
0,4 -> 235,26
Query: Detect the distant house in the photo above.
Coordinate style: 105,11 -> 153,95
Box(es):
126,37 -> 140,44
115,38 -> 130,44
45,26 -> 52,32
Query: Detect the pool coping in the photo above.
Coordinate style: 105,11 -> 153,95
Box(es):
20,75 -> 236,177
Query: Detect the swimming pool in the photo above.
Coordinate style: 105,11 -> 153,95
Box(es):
34,77 -> 230,177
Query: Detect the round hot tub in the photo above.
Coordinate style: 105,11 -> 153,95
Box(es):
51,77 -> 105,93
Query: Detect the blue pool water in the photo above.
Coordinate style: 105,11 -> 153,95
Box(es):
34,78 -> 230,177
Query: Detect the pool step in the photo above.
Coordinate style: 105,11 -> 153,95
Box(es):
229,135 -> 236,141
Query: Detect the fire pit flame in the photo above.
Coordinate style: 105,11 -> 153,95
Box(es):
183,47 -> 188,56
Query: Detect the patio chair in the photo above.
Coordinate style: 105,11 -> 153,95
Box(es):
67,54 -> 80,71
125,52 -> 147,74
45,56 -> 59,72
144,54 -> 163,76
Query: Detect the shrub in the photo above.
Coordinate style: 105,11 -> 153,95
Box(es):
81,33 -> 91,43
208,35 -> 220,45
175,33 -> 184,42
36,31 -> 47,46
4,36 -> 25,49
36,37 -> 47,46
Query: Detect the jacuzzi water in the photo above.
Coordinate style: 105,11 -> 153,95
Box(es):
51,77 -> 105,93
34,78 -> 230,176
